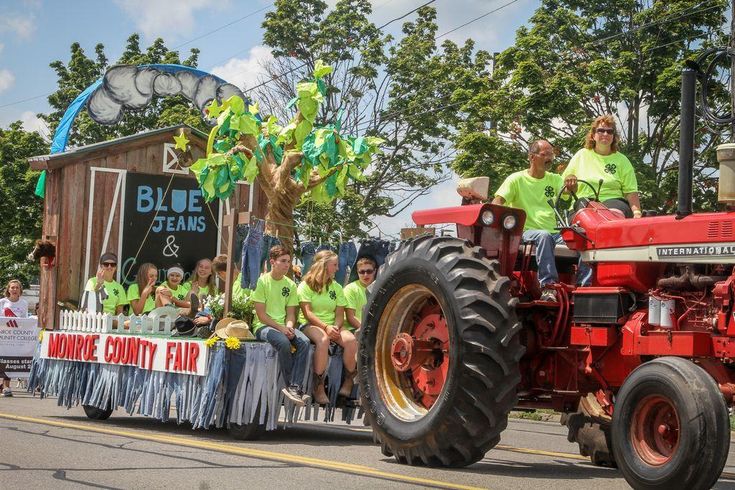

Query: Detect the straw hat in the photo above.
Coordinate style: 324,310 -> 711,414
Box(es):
214,318 -> 254,340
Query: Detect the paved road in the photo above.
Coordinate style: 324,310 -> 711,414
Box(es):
1,392 -> 734,489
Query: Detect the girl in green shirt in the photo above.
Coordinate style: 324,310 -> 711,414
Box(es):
127,262 -> 157,315
185,258 -> 217,300
155,265 -> 195,315
298,250 -> 357,402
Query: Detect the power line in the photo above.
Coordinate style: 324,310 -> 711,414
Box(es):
436,0 -> 521,40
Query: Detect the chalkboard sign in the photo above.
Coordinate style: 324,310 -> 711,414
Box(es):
120,173 -> 218,286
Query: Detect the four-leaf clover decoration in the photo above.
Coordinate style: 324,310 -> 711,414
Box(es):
329,290 -> 337,300
544,185 -> 555,198
282,287 -> 290,297
604,163 -> 617,174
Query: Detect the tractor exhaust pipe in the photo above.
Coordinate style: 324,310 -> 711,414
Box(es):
677,66 -> 696,219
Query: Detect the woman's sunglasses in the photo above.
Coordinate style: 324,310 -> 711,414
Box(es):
595,128 -> 614,135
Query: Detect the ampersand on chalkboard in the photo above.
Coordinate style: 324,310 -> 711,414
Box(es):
163,235 -> 180,257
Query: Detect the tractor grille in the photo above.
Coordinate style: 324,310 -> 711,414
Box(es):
707,221 -> 733,239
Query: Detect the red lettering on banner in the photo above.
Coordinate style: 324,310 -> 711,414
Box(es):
127,337 -> 139,366
58,334 -> 68,358
173,343 -> 182,371
74,334 -> 84,360
85,335 -> 99,361
104,336 -> 114,362
147,342 -> 157,371
48,333 -> 60,358
188,343 -> 199,373
165,342 -> 175,370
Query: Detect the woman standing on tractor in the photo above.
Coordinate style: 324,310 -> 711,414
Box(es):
563,114 -> 642,218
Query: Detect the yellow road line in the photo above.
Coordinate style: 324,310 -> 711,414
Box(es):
0,412 -> 481,490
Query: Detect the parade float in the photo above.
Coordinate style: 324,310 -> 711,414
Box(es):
27,62 -> 381,438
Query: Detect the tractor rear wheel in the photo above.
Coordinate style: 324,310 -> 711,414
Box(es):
611,357 -> 730,490
358,236 -> 524,467
561,393 -> 616,467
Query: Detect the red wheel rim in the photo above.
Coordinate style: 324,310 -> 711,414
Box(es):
376,285 -> 451,420
630,395 -> 680,466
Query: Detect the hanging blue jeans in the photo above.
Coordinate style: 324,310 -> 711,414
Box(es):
256,326 -> 310,389
241,220 -> 265,290
301,241 -> 316,275
260,235 -> 282,272
350,239 -> 390,282
233,224 -> 249,265
336,242 -> 357,286
522,230 -> 564,287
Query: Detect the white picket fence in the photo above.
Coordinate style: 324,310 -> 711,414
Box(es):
58,308 -> 175,335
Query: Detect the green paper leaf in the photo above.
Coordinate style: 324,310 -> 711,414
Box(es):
294,120 -> 312,148
227,95 -> 245,115
243,156 -> 259,183
238,114 -> 258,136
313,59 -> 333,79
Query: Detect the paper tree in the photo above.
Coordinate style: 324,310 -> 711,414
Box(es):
183,61 -> 382,252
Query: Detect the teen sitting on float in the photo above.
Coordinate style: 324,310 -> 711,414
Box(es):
127,262 -> 157,315
252,245 -> 311,406
184,258 -> 216,300
298,250 -> 357,405
343,255 -> 377,334
84,252 -> 128,315
155,265 -> 197,316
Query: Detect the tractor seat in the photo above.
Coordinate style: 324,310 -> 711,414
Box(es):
520,241 -> 578,259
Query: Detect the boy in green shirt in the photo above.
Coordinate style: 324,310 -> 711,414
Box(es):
83,252 -> 128,314
252,246 -> 311,406
343,256 -> 377,332
493,140 -> 565,302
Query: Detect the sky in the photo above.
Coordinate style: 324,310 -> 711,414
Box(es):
0,0 -> 538,238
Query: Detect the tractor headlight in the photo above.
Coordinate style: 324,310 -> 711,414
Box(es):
503,214 -> 517,230
481,210 -> 495,225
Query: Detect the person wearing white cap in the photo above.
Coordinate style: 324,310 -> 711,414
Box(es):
155,264 -> 196,315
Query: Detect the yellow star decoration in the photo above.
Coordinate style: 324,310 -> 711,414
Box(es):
173,132 -> 190,151
206,100 -> 223,118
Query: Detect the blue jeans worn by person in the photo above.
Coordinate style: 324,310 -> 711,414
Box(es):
522,230 -> 563,287
256,326 -> 310,389
300,241 -> 316,275
241,220 -> 265,290
336,242 -> 357,286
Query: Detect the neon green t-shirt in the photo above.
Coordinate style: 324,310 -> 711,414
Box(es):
562,148 -> 638,203
251,273 -> 299,333
183,280 -> 217,299
297,280 -> 346,326
126,283 -> 156,314
84,278 -> 129,314
343,281 -> 367,331
159,281 -> 191,301
494,170 -> 563,232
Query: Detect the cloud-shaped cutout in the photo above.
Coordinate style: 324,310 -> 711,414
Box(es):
87,64 -> 246,126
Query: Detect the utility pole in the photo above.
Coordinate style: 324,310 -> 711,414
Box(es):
731,0 -> 735,139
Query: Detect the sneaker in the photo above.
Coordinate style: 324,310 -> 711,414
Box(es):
3,388 -> 13,397
298,389 -> 311,405
282,385 -> 306,406
540,288 -> 558,302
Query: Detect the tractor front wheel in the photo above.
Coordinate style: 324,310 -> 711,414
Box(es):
358,236 -> 524,467
611,357 -> 730,490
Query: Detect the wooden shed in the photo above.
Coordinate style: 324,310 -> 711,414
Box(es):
28,124 -> 265,329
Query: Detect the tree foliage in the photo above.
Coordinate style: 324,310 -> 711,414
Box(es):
258,0 -> 492,240
452,0 -> 729,212
42,34 -> 204,148
0,123 -> 48,286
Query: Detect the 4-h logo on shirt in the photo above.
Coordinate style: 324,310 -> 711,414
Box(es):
111,287 -> 120,297
544,185 -> 555,198
281,287 -> 290,297
604,163 -> 617,174
329,290 -> 337,300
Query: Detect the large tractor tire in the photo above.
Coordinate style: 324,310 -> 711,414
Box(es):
561,393 -> 616,467
83,404 -> 113,421
611,357 -> 730,490
358,236 -> 524,467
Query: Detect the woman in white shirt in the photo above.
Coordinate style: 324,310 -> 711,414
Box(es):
0,279 -> 28,397
0,280 -> 28,318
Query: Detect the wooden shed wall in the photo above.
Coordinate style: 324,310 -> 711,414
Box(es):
38,129 -> 264,329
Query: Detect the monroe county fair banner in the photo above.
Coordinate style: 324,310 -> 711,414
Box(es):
0,317 -> 41,378
40,332 -> 209,377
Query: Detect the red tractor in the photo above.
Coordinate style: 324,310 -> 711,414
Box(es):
357,65 -> 734,489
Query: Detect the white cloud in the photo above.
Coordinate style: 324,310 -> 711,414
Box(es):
0,69 -> 15,94
210,45 -> 274,90
115,0 -> 226,39
0,13 -> 36,39
20,111 -> 49,138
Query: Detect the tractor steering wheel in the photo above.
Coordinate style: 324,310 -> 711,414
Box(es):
549,179 -> 601,228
